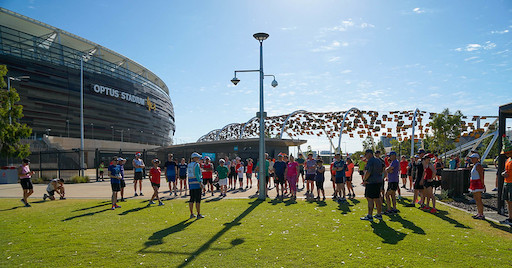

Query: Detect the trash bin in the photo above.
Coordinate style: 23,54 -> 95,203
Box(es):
441,169 -> 458,197
457,168 -> 470,194
0,166 -> 18,184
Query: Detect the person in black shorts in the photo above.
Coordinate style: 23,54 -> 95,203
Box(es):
272,154 -> 287,199
360,150 -> 384,221
410,149 -> 426,207
315,160 -> 326,200
18,158 -> 35,207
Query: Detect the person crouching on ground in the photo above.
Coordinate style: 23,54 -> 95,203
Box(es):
109,158 -> 122,210
44,178 -> 65,201
468,153 -> 485,220
18,158 -> 35,207
188,152 -> 205,219
149,159 -> 164,206
216,159 -> 229,197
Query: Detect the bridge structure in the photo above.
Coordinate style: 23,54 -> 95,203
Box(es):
197,108 -> 499,158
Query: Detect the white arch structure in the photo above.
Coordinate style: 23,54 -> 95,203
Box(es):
279,110 -> 308,139
216,123 -> 242,140
239,116 -> 258,139
337,107 -> 361,153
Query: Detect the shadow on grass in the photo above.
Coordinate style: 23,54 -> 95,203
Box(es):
337,201 -> 353,214
140,199 -> 263,267
118,204 -> 152,216
485,219 -> 512,234
387,214 -> 426,235
205,196 -> 224,203
72,201 -> 111,212
432,210 -> 471,229
0,206 -> 22,212
269,198 -> 283,205
62,208 -> 110,221
141,219 -> 196,249
370,220 -> 407,244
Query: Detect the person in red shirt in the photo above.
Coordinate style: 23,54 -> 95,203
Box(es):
201,157 -> 214,196
399,156 -> 409,190
345,158 -> 355,198
149,159 -> 164,206
246,158 -> 253,189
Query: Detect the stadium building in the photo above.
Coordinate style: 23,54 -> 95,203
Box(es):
0,8 -> 175,147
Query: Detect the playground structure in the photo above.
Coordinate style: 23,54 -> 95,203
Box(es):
198,108 -> 499,159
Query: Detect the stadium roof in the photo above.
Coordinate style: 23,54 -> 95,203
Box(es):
0,7 -> 168,94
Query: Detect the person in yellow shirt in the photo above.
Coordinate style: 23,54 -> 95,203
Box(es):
500,135 -> 512,226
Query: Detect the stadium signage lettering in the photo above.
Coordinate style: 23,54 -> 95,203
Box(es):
91,84 -> 146,106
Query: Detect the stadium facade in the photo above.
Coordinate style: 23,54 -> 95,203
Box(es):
0,8 -> 175,146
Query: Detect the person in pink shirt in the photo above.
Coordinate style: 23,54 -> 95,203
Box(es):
285,155 -> 299,200
18,158 -> 35,207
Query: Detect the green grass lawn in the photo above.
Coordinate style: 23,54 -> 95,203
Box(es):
1,197 -> 511,267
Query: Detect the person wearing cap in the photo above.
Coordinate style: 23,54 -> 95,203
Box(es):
408,149 -> 426,207
384,152 -> 400,215
420,154 -> 437,213
499,135 -> 512,225
305,153 -> 317,199
108,157 -> 122,210
149,159 -> 164,206
164,154 -> 178,197
133,152 -> 146,197
272,154 -> 287,199
43,178 -> 65,201
18,158 -> 35,207
201,156 -> 214,196
360,149 -> 384,221
332,153 -> 347,202
188,152 -> 205,219
117,157 -> 127,202
468,153 -> 485,220
216,159 -> 229,197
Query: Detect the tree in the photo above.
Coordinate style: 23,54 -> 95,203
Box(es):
375,141 -> 386,153
390,139 -> 411,157
0,65 -> 32,160
430,108 -> 463,158
362,136 -> 374,151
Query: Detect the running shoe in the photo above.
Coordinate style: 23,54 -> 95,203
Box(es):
190,214 -> 196,219
20,199 -> 26,205
111,206 -> 116,210
499,219 -> 512,225
43,194 -> 48,201
60,197 -> 66,200
374,214 -> 383,220
140,193 -> 144,196
158,202 -> 164,206
430,208 -> 438,213
197,214 -> 205,219
360,215 -> 374,221
383,210 -> 393,215
114,205 -> 121,208
149,201 -> 155,205
492,188 -> 498,191
24,203 -> 31,207
392,209 -> 400,213
134,193 -> 138,197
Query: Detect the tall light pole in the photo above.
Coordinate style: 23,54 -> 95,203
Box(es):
231,32 -> 278,200
80,57 -> 85,177
7,76 -> 30,124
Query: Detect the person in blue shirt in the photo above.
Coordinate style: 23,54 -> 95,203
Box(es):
361,149 -> 384,221
109,157 -> 122,210
332,153 -> 347,202
187,152 -> 204,219
164,154 -> 178,197
272,154 -> 287,199
117,157 -> 127,202
178,158 -> 188,195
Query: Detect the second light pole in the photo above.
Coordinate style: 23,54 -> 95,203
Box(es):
231,32 -> 278,200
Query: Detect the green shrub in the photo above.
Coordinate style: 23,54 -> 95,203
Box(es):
482,159 -> 495,167
31,177 -> 47,184
69,176 -> 89,183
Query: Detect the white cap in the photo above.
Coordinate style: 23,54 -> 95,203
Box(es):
191,152 -> 202,159
469,153 -> 480,158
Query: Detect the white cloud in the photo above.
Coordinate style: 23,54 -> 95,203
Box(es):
324,19 -> 374,32
491,29 -> 510,34
464,56 -> 479,61
328,56 -> 341,62
455,41 -> 496,52
413,8 -> 425,14
280,26 -> 297,31
429,93 -> 440,97
311,40 -> 348,52
340,69 -> 352,74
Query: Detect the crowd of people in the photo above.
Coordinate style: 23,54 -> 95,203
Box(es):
15,139 -> 512,226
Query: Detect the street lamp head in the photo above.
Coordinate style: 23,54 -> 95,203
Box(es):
231,77 -> 240,86
271,79 -> 278,88
253,32 -> 269,41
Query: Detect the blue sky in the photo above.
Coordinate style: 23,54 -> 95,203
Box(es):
3,0 -> 512,153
